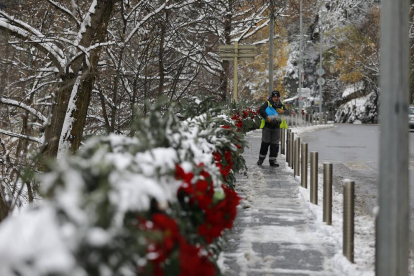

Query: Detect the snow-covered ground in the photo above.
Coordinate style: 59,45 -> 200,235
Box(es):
220,124 -> 414,275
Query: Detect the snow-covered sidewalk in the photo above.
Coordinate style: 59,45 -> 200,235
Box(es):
220,125 -> 377,275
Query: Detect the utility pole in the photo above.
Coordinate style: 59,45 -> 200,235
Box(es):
319,4 -> 323,124
298,0 -> 303,113
268,0 -> 274,97
377,0 -> 409,275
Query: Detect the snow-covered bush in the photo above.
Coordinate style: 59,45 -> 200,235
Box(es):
335,91 -> 378,124
0,101 -> 251,276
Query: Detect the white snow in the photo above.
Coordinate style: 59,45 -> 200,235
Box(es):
342,82 -> 364,99
108,172 -> 173,227
57,75 -> 81,160
335,92 -> 376,124
0,206 -> 76,276
218,124 -> 386,275
77,0 -> 98,43
0,97 -> 47,122
0,111 -> 240,275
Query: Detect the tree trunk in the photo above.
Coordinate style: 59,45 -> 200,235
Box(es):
158,11 -> 167,97
220,2 -> 233,102
60,0 -> 116,155
0,31 -> 9,99
42,75 -> 76,159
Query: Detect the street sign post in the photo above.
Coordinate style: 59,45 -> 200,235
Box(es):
218,43 -> 256,102
317,78 -> 325,85
317,68 -> 325,76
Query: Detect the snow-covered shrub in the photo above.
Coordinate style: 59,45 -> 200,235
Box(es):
335,91 -> 378,124
0,103 -> 247,276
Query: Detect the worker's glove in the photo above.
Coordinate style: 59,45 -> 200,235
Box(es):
266,117 -> 271,123
271,117 -> 281,127
276,108 -> 284,114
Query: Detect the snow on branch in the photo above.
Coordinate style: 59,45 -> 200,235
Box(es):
233,6 -> 256,18
124,1 -> 147,21
124,1 -> 170,45
76,0 -> 98,44
0,12 -> 65,71
47,0 -> 81,27
229,3 -> 272,43
0,97 -> 47,123
252,36 -> 281,45
0,129 -> 41,144
233,19 -> 270,42
57,75 -> 82,159
66,41 -> 116,71
165,0 -> 199,10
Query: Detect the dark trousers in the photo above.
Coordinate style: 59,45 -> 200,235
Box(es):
259,127 -> 280,162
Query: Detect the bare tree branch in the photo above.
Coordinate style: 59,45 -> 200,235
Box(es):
47,0 -> 81,28
0,129 -> 41,143
0,97 -> 47,122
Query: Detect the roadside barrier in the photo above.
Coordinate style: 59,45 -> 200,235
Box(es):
286,129 -> 291,164
343,179 -> 355,263
310,151 -> 318,204
323,163 -> 333,225
301,143 -> 308,188
282,120 -> 356,264
294,138 -> 300,176
281,128 -> 286,155
289,132 -> 295,169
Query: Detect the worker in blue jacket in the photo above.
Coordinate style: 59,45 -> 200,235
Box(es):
257,90 -> 290,167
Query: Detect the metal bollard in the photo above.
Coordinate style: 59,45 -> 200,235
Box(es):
310,151 -> 318,204
292,136 -> 295,170
289,132 -> 293,167
343,179 -> 355,263
324,115 -> 328,125
294,138 -> 300,176
289,132 -> 295,169
288,131 -> 292,167
301,143 -> 308,188
286,129 -> 291,164
323,163 -> 333,225
281,128 -> 285,155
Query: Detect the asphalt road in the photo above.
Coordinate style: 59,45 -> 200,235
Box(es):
300,124 -> 414,244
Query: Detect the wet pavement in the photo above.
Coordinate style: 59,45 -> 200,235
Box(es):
221,130 -> 340,276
